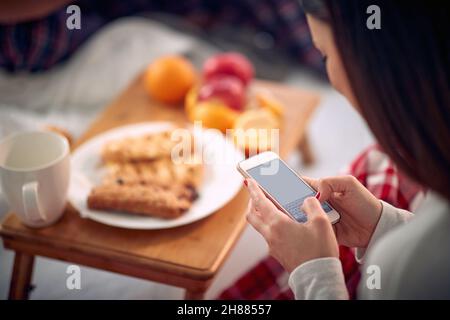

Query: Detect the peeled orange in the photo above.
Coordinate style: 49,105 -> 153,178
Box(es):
189,100 -> 239,133
234,109 -> 280,130
185,86 -> 198,121
233,109 -> 281,156
144,56 -> 197,104
255,92 -> 285,119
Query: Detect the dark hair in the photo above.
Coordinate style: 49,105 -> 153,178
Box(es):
301,0 -> 450,200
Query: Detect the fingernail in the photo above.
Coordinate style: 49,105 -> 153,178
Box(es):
244,179 -> 248,187
315,192 -> 321,200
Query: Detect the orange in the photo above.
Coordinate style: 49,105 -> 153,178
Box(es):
255,92 -> 285,119
189,100 -> 239,133
234,108 -> 280,130
184,86 -> 198,121
144,55 -> 197,104
232,109 -> 281,156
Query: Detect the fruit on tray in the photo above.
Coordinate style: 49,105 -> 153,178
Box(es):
198,75 -> 245,111
232,109 -> 281,156
144,55 -> 196,104
185,86 -> 199,121
255,92 -> 285,120
188,100 -> 239,133
179,51 -> 286,155
203,52 -> 254,87
234,109 -> 281,130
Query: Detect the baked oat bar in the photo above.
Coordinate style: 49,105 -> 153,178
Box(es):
101,131 -> 178,163
103,159 -> 203,190
87,183 -> 193,219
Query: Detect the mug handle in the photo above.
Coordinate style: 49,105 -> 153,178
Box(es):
22,182 -> 47,222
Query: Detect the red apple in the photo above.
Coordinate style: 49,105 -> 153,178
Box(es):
203,52 -> 254,87
198,76 -> 245,111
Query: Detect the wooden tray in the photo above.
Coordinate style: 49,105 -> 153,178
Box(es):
1,73 -> 319,299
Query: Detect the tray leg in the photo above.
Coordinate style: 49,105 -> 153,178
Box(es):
298,132 -> 315,165
184,288 -> 206,300
9,252 -> 35,300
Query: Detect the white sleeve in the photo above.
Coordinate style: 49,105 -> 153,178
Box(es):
355,201 -> 414,263
288,201 -> 414,300
288,257 -> 349,300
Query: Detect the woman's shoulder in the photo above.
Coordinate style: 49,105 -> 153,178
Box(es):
360,192 -> 450,299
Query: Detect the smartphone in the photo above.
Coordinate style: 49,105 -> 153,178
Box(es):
237,151 -> 340,224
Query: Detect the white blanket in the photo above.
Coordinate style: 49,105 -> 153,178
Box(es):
0,17 -> 215,139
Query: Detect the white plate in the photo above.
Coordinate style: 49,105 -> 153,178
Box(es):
69,122 -> 244,229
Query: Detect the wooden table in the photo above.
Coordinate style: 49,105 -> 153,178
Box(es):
0,75 -> 319,300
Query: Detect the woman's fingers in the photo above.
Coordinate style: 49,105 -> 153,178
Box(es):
301,176 -> 319,190
246,199 -> 270,238
315,175 -> 356,201
246,178 -> 278,221
302,197 -> 328,221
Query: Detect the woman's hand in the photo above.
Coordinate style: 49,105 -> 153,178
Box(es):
245,178 -> 339,273
302,175 -> 382,248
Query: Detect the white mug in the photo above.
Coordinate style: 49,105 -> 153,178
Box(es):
0,131 -> 70,227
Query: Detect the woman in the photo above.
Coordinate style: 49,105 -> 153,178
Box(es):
220,144 -> 424,300
245,0 -> 450,299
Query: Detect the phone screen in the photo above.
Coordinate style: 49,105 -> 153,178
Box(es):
246,158 -> 333,222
